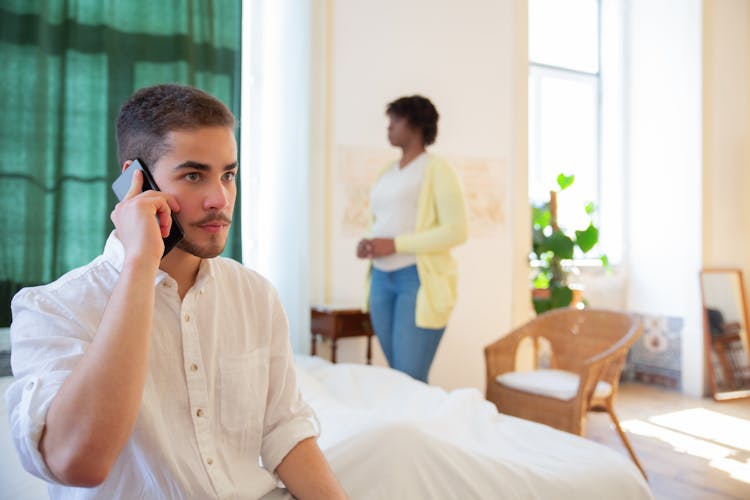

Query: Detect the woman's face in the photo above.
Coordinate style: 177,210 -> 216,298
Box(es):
387,113 -> 422,148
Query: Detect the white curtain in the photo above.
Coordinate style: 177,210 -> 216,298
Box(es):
241,0 -> 312,353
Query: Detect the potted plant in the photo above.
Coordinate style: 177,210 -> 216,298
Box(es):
531,174 -> 608,314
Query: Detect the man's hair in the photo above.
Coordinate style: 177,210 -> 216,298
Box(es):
116,83 -> 235,167
386,95 -> 439,146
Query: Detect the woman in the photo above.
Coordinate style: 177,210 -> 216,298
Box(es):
356,95 -> 468,383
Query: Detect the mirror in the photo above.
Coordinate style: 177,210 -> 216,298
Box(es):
699,269 -> 750,400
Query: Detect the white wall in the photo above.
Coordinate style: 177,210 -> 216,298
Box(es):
702,0 -> 750,292
311,0 -> 529,391
625,0 -> 704,396
251,0 -> 750,397
702,0 -> 750,393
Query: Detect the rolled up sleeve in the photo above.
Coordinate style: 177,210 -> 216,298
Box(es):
5,372 -> 66,483
260,292 -> 319,473
4,288 -> 91,483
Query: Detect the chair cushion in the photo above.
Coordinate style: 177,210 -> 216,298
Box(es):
495,369 -> 612,401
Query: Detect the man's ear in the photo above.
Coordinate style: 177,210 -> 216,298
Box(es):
121,159 -> 133,173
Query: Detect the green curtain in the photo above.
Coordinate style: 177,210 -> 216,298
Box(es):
0,1 -> 242,326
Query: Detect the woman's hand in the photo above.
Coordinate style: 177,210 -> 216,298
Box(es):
356,239 -> 372,259
369,238 -> 396,258
356,238 -> 396,258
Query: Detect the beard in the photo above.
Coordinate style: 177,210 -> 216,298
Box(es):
175,213 -> 232,259
176,235 -> 226,259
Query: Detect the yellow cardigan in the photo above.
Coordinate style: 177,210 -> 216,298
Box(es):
363,154 -> 468,328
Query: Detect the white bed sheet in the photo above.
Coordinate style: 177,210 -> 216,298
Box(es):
0,358 -> 653,500
295,355 -> 653,500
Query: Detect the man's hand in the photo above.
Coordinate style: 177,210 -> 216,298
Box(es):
110,168 -> 179,266
276,437 -> 348,499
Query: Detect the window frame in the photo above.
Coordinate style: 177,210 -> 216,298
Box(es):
528,0 -> 609,265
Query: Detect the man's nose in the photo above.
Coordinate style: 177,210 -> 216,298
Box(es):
204,180 -> 230,211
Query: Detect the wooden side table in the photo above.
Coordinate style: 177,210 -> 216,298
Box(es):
310,305 -> 374,364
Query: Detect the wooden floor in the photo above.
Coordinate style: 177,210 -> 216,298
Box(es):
586,382 -> 750,500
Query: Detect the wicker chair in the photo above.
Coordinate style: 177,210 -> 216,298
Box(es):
484,308 -> 646,478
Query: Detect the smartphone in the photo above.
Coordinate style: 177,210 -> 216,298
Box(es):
111,158 -> 184,257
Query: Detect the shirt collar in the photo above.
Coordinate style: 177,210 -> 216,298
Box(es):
102,231 -> 126,272
194,256 -> 214,290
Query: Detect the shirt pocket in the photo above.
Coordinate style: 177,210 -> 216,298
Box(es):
219,347 -> 269,433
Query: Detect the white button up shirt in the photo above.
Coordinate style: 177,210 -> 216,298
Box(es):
5,233 -> 318,499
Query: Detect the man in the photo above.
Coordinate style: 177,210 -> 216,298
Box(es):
5,84 -> 347,499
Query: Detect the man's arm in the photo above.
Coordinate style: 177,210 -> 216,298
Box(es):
39,169 -> 178,486
276,437 -> 347,500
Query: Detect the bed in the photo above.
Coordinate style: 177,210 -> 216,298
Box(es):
0,356 -> 653,499
295,355 -> 652,499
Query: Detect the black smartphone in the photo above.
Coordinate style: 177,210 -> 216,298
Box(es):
111,158 -> 184,257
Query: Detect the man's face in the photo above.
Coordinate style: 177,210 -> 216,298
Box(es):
151,126 -> 238,259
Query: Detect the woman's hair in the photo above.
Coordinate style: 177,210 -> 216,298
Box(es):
386,95 -> 439,146
116,83 -> 235,168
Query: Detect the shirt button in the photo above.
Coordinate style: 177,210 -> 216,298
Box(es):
196,409 -> 204,417
206,457 -> 213,465
189,363 -> 198,372
184,313 -> 191,322
26,381 -> 35,391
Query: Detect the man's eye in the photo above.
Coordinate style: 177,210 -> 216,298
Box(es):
223,172 -> 236,182
185,173 -> 200,182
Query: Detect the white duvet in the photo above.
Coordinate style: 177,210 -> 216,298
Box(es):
295,355 -> 653,500
0,358 -> 653,499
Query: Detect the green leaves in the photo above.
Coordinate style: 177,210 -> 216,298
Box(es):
557,173 -> 575,191
574,223 -> 599,253
533,296 -> 552,314
533,271 -> 550,289
532,285 -> 574,314
532,205 -> 551,228
530,172 -> 608,315
540,231 -> 575,259
551,286 -> 574,308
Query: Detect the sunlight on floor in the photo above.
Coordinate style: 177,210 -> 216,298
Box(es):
650,408 -> 750,452
622,408 -> 750,484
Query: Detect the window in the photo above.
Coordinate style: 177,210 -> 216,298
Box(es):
529,0 -> 605,257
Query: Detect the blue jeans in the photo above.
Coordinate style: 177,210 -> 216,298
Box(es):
369,265 -> 445,383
